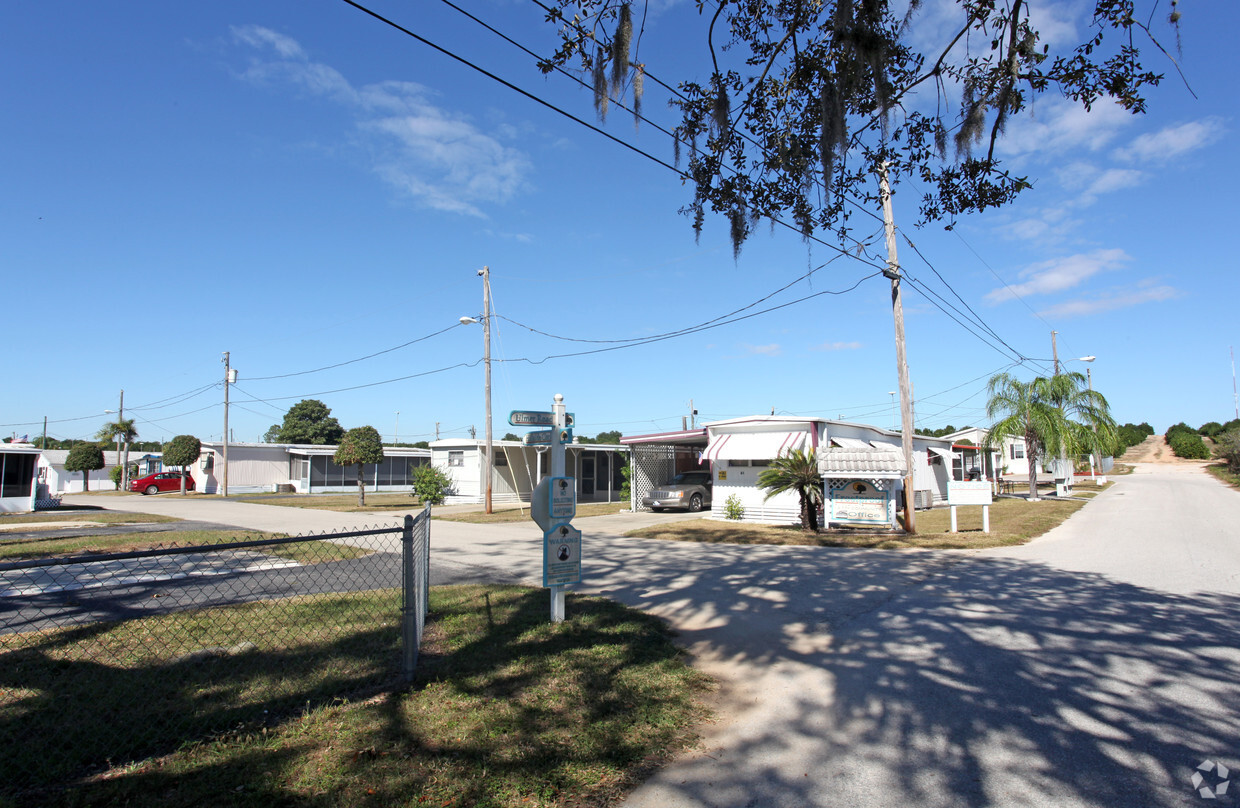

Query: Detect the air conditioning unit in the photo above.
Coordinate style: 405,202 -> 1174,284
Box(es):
914,489 -> 933,510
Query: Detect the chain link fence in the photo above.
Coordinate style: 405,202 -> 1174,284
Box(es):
0,507 -> 430,800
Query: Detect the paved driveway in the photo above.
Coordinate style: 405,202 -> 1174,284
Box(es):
59,469 -> 1240,806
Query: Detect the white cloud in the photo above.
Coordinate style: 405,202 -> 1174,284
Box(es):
1037,285 -> 1180,318
742,343 -> 782,357
230,26 -> 530,216
986,248 -> 1129,304
810,341 -> 863,351
998,99 -> 1135,160
1114,118 -> 1225,163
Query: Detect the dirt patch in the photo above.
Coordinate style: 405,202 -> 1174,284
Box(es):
1121,434 -> 1208,465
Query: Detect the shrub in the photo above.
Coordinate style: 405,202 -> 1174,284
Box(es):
1215,429 -> 1240,473
109,466 -> 124,488
411,464 -> 454,505
619,462 -> 633,503
722,494 -> 745,521
1170,431 -> 1210,459
1166,422 -> 1197,445
1200,421 -> 1226,438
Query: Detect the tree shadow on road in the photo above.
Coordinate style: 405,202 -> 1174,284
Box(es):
582,541 -> 1240,807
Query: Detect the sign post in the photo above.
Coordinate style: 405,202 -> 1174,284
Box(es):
515,395 -> 581,623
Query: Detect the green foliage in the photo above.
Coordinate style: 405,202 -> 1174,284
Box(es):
335,426 -> 385,506
502,432 -> 520,442
262,424 -> 281,443
757,448 -> 823,531
162,435 -> 202,470
1214,429 -> 1240,474
1169,430 -> 1210,460
722,493 -> 745,521
1116,422 -> 1154,452
619,461 -> 633,502
411,464 -> 454,505
109,465 -> 124,487
64,442 -> 105,491
96,418 -> 138,446
333,426 -> 385,467
272,399 -> 345,445
984,372 -> 1117,501
923,425 -> 967,438
1199,421 -> 1226,438
581,430 -> 623,444
64,443 -> 105,473
541,1 -> 1175,251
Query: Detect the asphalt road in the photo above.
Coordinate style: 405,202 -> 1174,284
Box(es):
49,468 -> 1240,807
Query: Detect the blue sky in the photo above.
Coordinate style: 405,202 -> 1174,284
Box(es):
4,0 -> 1236,446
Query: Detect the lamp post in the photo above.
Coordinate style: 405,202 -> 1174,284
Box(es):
460,265 -> 493,513
394,411 -> 400,446
888,391 -> 896,431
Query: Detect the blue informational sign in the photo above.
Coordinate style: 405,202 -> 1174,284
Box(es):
549,476 -> 575,520
543,523 -> 581,586
523,428 -> 573,445
509,411 -> 575,427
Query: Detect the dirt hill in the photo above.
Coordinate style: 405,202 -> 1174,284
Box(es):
1121,434 -> 1209,465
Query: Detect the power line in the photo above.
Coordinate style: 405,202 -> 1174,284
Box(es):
245,323 -> 465,381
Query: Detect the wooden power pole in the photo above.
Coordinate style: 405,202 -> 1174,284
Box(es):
880,164 -> 916,533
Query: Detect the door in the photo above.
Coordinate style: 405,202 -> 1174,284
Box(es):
581,455 -> 595,497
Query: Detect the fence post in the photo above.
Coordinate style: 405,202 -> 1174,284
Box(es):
401,513 -> 417,683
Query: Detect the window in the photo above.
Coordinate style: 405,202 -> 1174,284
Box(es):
448,451 -> 464,467
1010,442 -> 1025,460
728,459 -> 770,467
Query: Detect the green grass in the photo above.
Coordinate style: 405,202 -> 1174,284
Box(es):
1,585 -> 711,807
234,492 -> 423,512
1207,462 -> 1240,490
0,529 -> 371,563
434,502 -> 627,524
628,495 -> 1090,550
0,510 -> 179,527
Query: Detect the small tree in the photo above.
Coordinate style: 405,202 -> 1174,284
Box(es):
162,435 -> 202,495
64,443 -> 105,492
757,448 -> 823,531
1215,429 -> 1240,474
335,426 -> 385,506
411,464 -> 454,505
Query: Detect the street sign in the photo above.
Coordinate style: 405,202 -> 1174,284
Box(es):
550,476 -> 575,520
509,410 -> 574,427
543,523 -> 581,586
523,428 -> 572,445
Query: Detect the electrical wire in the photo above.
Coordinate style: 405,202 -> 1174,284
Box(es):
245,323 -> 465,381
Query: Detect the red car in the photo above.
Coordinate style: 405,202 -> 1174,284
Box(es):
129,471 -> 194,495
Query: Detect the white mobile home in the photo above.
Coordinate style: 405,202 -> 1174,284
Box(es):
37,449 -> 161,494
687,416 -> 956,526
1,444 -> 40,513
192,442 -> 431,495
429,439 -> 629,506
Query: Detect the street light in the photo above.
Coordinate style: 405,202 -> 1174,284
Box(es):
460,266 -> 493,513
394,411 -> 400,446
1074,356 -> 1099,481
887,391 -> 897,431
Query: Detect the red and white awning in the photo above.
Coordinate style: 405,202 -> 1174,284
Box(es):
702,431 -> 808,462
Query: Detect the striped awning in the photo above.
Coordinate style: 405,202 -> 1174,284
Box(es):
702,431 -> 808,462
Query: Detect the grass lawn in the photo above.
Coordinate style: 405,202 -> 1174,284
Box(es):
627,495 -> 1091,550
0,510 -> 179,527
1,585 -> 710,808
235,492 -> 422,512
0,528 -> 372,563
1207,462 -> 1240,490
434,502 -> 628,524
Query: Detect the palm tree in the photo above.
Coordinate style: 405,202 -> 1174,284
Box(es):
984,372 -> 1117,501
96,418 -> 139,491
757,447 -> 824,531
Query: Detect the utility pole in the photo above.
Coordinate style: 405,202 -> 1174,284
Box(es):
880,163 -> 916,533
481,266 -> 494,514
690,399 -> 696,429
435,422 -> 441,441
41,416 -> 47,450
222,352 -> 232,497
395,411 -> 400,446
1051,331 -> 1060,375
118,389 -> 130,492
